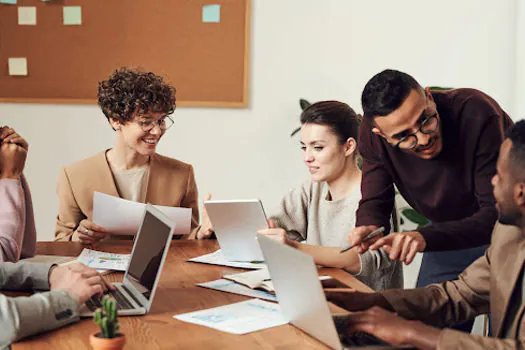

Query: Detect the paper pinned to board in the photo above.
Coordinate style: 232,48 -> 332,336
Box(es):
18,6 -> 36,25
63,6 -> 82,25
202,4 -> 220,23
8,58 -> 28,76
92,192 -> 191,235
188,249 -> 267,270
174,299 -> 286,334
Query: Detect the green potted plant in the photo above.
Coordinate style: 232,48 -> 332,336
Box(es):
89,295 -> 126,350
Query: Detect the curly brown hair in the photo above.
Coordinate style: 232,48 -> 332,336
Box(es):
97,68 -> 176,125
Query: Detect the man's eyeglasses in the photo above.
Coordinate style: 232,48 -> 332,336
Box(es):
394,113 -> 439,150
135,115 -> 174,132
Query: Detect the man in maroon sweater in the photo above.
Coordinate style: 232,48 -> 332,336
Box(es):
349,69 -> 513,332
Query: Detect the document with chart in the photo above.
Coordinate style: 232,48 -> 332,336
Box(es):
173,299 -> 286,334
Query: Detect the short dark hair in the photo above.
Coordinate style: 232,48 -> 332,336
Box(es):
97,67 -> 176,125
361,69 -> 422,121
506,120 -> 525,179
300,101 -> 361,143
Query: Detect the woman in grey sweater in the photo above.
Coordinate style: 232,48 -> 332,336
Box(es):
258,101 -> 402,291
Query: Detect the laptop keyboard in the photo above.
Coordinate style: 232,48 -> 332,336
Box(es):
86,288 -> 135,311
333,315 -> 391,347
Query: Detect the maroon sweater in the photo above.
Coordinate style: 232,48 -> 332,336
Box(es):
356,88 -> 514,251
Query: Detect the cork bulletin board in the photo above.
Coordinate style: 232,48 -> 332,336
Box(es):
0,0 -> 250,107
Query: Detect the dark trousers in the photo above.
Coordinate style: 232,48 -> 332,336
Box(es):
416,244 -> 489,333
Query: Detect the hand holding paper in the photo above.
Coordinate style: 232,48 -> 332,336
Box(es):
92,192 -> 190,235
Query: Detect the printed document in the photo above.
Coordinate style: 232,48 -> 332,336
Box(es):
92,192 -> 190,235
75,248 -> 130,271
174,299 -> 286,334
188,249 -> 267,269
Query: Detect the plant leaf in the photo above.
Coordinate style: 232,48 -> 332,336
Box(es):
299,99 -> 311,110
401,208 -> 430,226
290,126 -> 301,137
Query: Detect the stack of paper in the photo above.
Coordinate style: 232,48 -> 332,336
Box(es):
223,268 -> 275,293
197,279 -> 277,302
188,249 -> 266,270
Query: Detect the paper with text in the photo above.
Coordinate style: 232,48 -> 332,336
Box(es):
188,249 -> 266,270
75,248 -> 130,271
174,299 -> 286,334
92,192 -> 190,235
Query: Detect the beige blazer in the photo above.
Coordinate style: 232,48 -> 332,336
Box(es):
55,151 -> 199,241
380,223 -> 525,349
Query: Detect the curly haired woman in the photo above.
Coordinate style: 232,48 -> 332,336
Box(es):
54,68 -> 199,243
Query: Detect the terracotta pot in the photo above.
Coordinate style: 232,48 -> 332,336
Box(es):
89,333 -> 126,350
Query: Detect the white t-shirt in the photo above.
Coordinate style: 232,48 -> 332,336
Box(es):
109,163 -> 150,203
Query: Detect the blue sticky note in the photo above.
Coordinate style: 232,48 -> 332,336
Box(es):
202,4 -> 220,23
0,0 -> 17,4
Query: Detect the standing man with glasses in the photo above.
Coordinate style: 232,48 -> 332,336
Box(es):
55,67 -> 199,243
347,69 -> 513,333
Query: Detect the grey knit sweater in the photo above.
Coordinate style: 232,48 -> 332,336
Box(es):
271,180 -> 403,291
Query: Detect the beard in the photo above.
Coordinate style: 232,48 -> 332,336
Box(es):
497,210 -> 521,226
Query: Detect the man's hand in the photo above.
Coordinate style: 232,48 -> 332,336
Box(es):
324,289 -> 372,311
49,262 -> 113,303
339,307 -> 441,349
257,220 -> 297,248
368,231 -> 426,264
347,225 -> 383,254
196,193 -> 214,239
0,127 -> 28,180
73,219 -> 108,245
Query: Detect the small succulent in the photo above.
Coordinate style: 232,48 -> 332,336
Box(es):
93,295 -> 120,338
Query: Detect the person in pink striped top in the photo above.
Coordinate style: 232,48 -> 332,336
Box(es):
0,126 -> 36,262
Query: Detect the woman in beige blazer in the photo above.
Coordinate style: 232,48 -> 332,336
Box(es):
55,68 -> 198,243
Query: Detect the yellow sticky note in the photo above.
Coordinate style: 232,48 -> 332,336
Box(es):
18,6 -> 37,25
63,6 -> 82,25
8,58 -> 28,76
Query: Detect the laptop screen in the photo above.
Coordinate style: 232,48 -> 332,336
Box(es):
126,209 -> 172,300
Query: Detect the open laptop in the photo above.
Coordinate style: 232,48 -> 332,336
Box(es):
204,199 -> 268,262
257,234 -> 397,349
81,204 -> 175,316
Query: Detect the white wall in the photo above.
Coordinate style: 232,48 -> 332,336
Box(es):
1,0 -> 517,243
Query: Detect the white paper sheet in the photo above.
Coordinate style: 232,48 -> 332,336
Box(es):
197,279 -> 277,302
92,192 -> 190,235
75,248 -> 130,271
188,249 -> 267,269
173,299 -> 286,334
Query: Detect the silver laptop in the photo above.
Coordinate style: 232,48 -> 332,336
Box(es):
257,234 -> 396,349
204,199 -> 268,262
81,204 -> 175,316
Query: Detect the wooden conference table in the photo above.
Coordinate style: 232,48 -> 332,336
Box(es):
13,240 -> 374,350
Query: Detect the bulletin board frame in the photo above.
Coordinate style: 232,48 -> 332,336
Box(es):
0,0 -> 251,108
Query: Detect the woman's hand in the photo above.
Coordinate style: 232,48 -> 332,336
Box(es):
73,219 -> 108,245
257,220 -> 297,248
196,193 -> 215,239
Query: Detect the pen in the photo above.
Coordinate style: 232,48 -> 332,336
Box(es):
339,226 -> 385,253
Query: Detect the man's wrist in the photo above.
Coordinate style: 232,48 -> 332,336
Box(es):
405,320 -> 441,350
